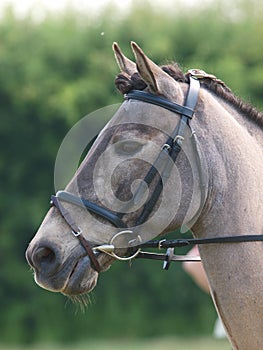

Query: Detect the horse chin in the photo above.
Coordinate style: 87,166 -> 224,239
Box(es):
61,254 -> 114,295
61,276 -> 98,296
61,256 -> 99,296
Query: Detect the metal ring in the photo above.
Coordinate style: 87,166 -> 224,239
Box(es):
108,230 -> 142,261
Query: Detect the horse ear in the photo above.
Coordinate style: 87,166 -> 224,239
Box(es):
131,41 -> 179,95
112,42 -> 137,75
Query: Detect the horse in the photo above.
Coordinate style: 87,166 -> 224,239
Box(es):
26,42 -> 263,350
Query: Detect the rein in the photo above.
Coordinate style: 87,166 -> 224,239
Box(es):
135,234 -> 263,270
51,72 -> 263,272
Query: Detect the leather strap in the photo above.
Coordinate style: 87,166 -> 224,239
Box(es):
51,195 -> 80,233
56,191 -> 127,229
136,234 -> 263,270
139,234 -> 263,249
129,77 -> 201,227
125,90 -> 195,118
77,234 -> 101,273
51,195 -> 101,273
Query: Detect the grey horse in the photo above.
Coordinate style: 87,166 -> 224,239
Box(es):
26,42 -> 263,350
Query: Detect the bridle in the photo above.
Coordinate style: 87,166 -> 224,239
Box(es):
51,70 -> 263,273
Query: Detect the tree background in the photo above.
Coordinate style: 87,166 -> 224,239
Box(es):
1,0 -> 263,344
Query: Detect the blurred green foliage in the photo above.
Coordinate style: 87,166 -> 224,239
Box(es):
0,0 -> 262,344
0,336 -> 230,350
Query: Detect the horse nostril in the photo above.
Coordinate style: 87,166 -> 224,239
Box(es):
26,243 -> 60,275
34,247 -> 55,265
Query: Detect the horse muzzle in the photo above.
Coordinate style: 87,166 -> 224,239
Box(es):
25,240 -> 99,295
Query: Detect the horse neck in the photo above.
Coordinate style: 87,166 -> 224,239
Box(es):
192,89 -> 263,237
190,89 -> 263,350
218,93 -> 263,147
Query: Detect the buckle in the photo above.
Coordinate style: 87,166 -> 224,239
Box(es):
72,227 -> 82,237
174,135 -> 184,146
187,69 -> 217,80
162,143 -> 172,152
163,248 -> 175,270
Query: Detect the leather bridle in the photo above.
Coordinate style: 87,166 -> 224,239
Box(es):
51,72 -> 263,273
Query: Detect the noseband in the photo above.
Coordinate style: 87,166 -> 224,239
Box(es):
51,72 -> 263,272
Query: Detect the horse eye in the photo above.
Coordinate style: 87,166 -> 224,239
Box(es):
115,140 -> 143,155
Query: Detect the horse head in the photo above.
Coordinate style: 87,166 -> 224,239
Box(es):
26,42 -> 206,295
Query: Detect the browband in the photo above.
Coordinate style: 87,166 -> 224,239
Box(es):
125,90 -> 195,118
